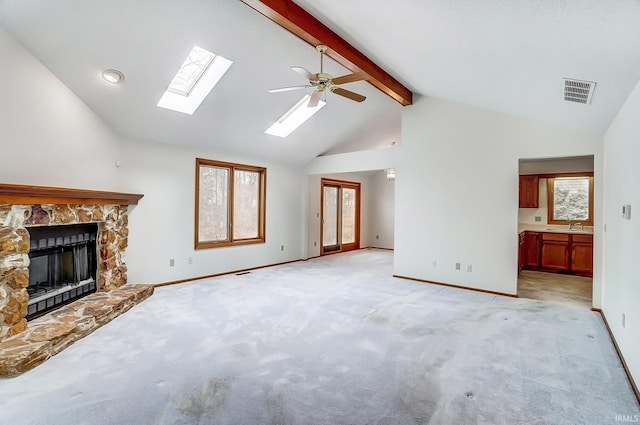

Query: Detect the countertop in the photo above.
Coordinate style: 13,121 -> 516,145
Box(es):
518,223 -> 594,235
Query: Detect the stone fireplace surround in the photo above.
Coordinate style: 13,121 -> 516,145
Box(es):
0,184 -> 152,376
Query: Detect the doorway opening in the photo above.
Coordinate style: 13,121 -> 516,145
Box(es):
517,155 -> 594,308
321,178 -> 360,255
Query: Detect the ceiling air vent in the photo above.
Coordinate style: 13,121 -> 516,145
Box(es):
563,78 -> 596,104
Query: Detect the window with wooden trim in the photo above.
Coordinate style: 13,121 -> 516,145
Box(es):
547,174 -> 594,225
195,158 -> 266,249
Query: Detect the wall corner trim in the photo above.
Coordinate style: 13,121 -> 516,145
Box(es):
592,308 -> 640,406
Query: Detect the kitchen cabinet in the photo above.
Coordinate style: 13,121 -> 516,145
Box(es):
541,233 -> 570,270
519,175 -> 539,208
571,234 -> 593,274
523,232 -> 540,267
521,231 -> 593,276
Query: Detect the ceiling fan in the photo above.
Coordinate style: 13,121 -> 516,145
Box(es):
269,45 -> 368,107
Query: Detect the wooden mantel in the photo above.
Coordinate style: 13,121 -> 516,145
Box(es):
0,183 -> 143,205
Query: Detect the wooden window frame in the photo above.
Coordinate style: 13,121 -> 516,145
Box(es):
546,172 -> 594,226
195,158 -> 266,249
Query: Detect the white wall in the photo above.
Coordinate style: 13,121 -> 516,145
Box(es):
118,138 -> 305,285
305,147 -> 398,175
519,156 -> 594,175
306,175 -> 322,258
368,170 -> 395,249
397,97 -> 602,296
0,27 -> 120,190
602,79 -> 640,385
0,27 -> 307,286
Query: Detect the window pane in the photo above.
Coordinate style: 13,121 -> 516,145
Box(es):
553,177 -> 589,221
341,188 -> 356,244
233,170 -> 260,240
323,186 -> 338,247
198,165 -> 229,242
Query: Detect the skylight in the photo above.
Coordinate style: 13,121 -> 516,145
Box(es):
265,95 -> 326,138
167,46 -> 215,96
157,46 -> 232,115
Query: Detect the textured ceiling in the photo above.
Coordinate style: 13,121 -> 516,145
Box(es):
1,0 -> 639,165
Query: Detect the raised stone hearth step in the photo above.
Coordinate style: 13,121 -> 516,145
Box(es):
0,284 -> 153,377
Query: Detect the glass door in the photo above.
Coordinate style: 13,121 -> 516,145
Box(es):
321,179 -> 360,254
322,184 -> 340,253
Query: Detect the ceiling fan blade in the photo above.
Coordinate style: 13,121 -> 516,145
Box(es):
331,87 -> 366,103
331,71 -> 368,86
307,91 -> 323,108
268,85 -> 310,93
291,66 -> 316,81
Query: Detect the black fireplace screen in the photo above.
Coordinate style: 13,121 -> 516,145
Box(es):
27,224 -> 98,319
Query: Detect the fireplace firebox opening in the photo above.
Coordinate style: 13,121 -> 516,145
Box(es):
27,223 -> 98,320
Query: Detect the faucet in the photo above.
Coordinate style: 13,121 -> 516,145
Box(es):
569,222 -> 583,231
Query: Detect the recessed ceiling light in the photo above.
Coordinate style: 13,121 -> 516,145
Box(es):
102,69 -> 124,84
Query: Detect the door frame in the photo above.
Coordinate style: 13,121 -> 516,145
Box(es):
320,178 -> 361,255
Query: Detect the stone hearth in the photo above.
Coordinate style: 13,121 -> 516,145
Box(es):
0,284 -> 152,376
0,184 -> 149,376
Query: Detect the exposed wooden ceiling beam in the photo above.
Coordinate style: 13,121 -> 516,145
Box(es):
240,0 -> 413,106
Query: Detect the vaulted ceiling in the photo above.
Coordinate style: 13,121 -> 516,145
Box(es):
1,0 -> 639,165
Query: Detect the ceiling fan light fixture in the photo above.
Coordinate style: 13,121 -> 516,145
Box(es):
102,69 -> 124,84
265,94 -> 326,138
268,45 -> 367,104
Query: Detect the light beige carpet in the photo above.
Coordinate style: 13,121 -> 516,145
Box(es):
0,249 -> 637,424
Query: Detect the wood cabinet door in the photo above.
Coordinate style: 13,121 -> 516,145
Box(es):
541,240 -> 570,270
523,232 -> 540,267
519,175 -> 539,208
571,242 -> 593,273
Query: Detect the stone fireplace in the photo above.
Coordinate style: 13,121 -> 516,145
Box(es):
0,184 -> 152,376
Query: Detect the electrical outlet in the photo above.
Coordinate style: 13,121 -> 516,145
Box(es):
281,245 -> 284,251
466,265 -> 472,272
169,258 -> 175,267
187,257 -> 193,265
432,260 -> 437,268
622,313 -> 626,328
314,241 -> 317,247
535,216 -> 542,222
376,235 -> 379,239
455,262 -> 461,270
